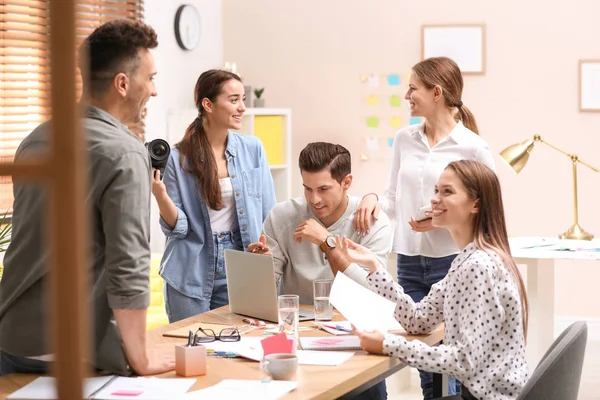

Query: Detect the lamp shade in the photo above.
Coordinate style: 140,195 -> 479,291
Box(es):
499,139 -> 535,173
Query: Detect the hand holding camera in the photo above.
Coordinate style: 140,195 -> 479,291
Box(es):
145,138 -> 170,179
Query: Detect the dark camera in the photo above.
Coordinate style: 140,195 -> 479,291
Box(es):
145,139 -> 170,179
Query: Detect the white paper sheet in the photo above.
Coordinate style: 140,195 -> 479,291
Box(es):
201,336 -> 264,361
296,350 -> 354,366
8,376 -> 114,399
93,377 -> 196,399
178,380 -> 298,400
329,272 -> 396,332
8,376 -> 196,400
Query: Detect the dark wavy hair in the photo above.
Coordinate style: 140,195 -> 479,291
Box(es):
78,20 -> 158,96
176,69 -> 242,210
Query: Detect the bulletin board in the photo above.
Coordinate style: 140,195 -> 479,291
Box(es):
358,72 -> 422,161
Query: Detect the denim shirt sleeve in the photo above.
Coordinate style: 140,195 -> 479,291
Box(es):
263,211 -> 286,287
159,152 -> 189,239
259,144 -> 277,219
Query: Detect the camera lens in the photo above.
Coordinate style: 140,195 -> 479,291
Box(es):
153,143 -> 168,158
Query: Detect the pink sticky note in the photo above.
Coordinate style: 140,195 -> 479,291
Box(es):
314,338 -> 344,346
110,389 -> 144,397
261,332 -> 294,355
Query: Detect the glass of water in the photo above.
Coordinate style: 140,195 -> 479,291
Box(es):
313,279 -> 333,321
278,294 -> 299,353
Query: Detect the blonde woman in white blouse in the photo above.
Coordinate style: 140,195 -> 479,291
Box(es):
339,160 -> 529,400
354,57 -> 495,399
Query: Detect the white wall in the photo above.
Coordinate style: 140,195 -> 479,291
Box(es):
144,0 -> 223,253
222,0 -> 600,318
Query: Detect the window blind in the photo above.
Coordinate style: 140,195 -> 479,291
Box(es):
0,0 -> 145,213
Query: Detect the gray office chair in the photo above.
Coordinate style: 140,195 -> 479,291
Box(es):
517,321 -> 587,400
434,321 -> 588,400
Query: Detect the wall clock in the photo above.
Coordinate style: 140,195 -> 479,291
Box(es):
174,4 -> 201,51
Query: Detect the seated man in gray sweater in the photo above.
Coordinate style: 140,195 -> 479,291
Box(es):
248,142 -> 391,305
248,142 -> 391,400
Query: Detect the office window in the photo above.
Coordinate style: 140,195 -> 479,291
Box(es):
0,0 -> 144,214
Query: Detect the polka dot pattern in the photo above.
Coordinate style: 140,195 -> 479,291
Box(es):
367,242 -> 529,399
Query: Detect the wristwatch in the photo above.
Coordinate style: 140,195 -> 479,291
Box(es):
319,235 -> 336,252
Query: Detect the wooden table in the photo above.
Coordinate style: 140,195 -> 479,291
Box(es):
0,306 -> 444,399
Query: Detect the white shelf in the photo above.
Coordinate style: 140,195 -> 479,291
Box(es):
243,108 -> 291,116
269,164 -> 289,170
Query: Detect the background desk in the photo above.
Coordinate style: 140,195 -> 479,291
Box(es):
0,306 -> 444,400
510,236 -> 600,367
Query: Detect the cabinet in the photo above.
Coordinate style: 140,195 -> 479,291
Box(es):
166,107 -> 292,202
235,108 -> 292,202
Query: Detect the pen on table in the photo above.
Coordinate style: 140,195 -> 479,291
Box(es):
320,323 -> 352,333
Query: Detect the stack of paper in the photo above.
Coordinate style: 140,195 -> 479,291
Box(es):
178,380 -> 298,400
314,320 -> 405,335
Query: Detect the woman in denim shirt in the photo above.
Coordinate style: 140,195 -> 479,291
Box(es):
151,70 -> 276,322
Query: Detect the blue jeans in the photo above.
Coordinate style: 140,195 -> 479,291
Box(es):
397,253 -> 461,400
165,230 -> 243,323
352,380 -> 387,399
0,350 -> 50,376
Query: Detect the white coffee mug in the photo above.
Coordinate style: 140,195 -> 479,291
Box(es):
261,353 -> 298,380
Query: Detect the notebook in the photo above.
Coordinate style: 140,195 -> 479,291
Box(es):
299,336 -> 362,351
7,376 -> 196,400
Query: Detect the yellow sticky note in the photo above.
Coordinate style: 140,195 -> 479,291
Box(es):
389,95 -> 401,107
366,117 -> 379,128
367,95 -> 378,106
360,74 -> 368,83
390,117 -> 402,128
361,153 -> 369,161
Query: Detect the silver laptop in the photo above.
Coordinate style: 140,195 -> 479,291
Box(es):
224,249 -> 314,323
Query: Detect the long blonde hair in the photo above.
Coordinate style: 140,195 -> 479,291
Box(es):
446,160 -> 529,339
412,57 -> 479,135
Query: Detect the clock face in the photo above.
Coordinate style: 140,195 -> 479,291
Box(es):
174,4 -> 201,50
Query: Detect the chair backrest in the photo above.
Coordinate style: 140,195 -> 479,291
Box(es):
518,321 -> 587,400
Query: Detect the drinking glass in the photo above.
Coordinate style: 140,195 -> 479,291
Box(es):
313,279 -> 333,321
278,294 -> 299,353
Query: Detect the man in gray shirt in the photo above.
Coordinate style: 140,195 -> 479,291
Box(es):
0,20 -> 173,376
248,142 -> 391,399
250,142 -> 392,304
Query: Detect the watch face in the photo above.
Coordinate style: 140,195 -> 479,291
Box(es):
326,236 -> 336,248
175,5 -> 201,50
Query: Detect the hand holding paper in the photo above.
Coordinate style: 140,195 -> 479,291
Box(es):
329,272 -> 396,332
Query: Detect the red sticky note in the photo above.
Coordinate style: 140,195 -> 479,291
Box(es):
261,332 -> 294,355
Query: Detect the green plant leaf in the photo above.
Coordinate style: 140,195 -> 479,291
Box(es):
254,88 -> 264,99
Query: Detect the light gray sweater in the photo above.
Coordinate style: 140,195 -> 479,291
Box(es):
263,195 -> 392,305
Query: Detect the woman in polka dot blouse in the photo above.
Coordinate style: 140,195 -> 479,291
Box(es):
336,160 -> 529,400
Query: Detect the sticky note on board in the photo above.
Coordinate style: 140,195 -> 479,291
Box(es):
366,117 -> 379,128
389,117 -> 402,128
366,137 -> 379,150
367,95 -> 378,106
367,75 -> 380,89
360,74 -> 368,83
387,74 -> 400,86
387,138 -> 394,147
409,117 -> 422,125
389,95 -> 401,107
360,153 -> 369,161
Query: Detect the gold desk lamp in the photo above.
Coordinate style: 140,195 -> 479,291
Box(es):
500,134 -> 599,240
